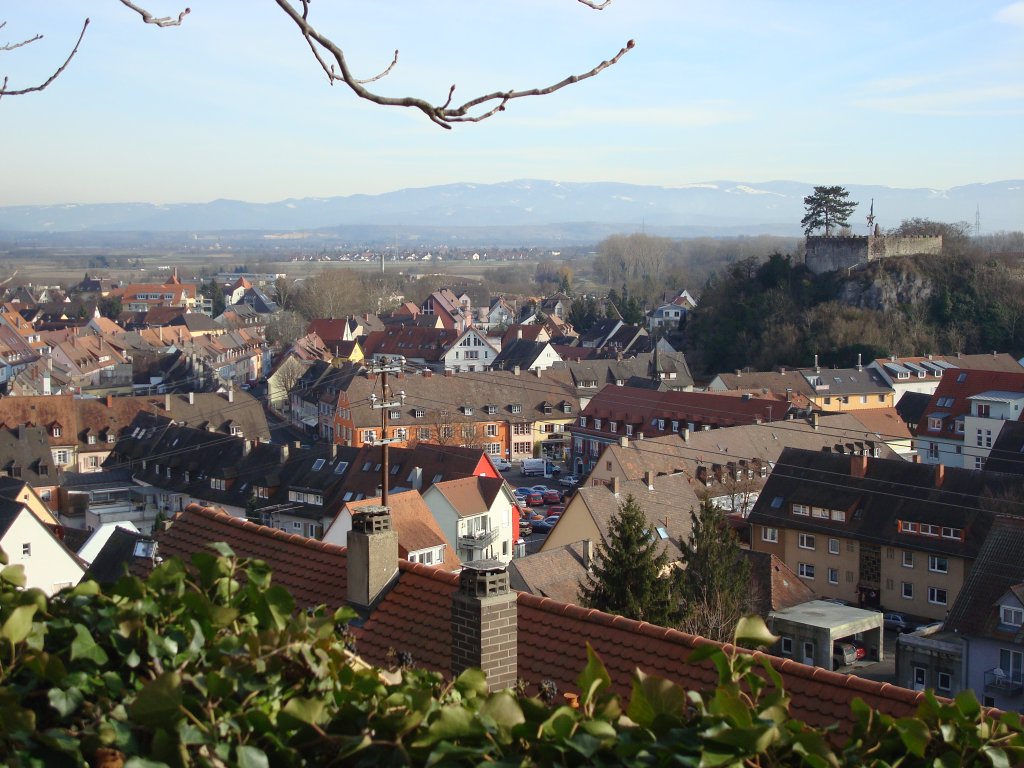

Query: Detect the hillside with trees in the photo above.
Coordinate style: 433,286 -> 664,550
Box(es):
683,222 -> 1024,379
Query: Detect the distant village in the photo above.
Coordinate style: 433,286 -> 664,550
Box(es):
2,262 -> 1024,722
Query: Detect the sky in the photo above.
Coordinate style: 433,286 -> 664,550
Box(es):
2,1 -> 1023,206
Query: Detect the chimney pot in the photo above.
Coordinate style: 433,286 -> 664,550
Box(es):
644,470 -> 654,489
347,506 -> 399,610
619,435 -> 628,448
611,476 -> 620,495
451,561 -> 517,691
582,539 -> 594,570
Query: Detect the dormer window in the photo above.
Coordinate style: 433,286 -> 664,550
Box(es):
543,404 -> 553,415
107,432 -> 116,443
626,425 -> 633,436
928,417 -> 943,432
1001,605 -> 1024,627
511,404 -> 522,414
51,426 -> 62,438
610,421 -> 617,433
594,418 -> 602,430
230,425 -> 243,437
486,404 -> 497,415
462,405 -> 473,416
562,403 -> 571,413
88,434 -> 97,445
579,416 -> 587,428
415,407 -> 425,418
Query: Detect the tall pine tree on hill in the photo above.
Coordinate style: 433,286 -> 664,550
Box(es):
676,497 -> 753,643
578,494 -> 677,626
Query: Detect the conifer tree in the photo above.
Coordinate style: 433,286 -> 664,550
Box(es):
801,185 -> 857,236
578,494 -> 677,626
676,497 -> 752,642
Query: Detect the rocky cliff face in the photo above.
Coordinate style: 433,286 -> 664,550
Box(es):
837,265 -> 935,311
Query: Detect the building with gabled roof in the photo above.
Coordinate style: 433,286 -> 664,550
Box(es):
798,359 -> 895,412
748,446 -> 1024,618
914,368 -> 1024,469
0,497 -> 85,594
421,475 -> 517,564
896,515 -> 1024,710
324,491 -> 459,570
570,386 -> 787,477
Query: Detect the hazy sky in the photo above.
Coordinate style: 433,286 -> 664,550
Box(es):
2,1 -> 1022,206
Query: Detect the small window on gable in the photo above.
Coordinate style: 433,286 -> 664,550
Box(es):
1001,605 -> 1024,627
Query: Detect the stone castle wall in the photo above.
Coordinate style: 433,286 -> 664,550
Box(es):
805,235 -> 943,275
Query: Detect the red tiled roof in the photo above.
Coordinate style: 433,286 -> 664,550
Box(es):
159,503 -> 930,737
915,368 -> 1024,437
156,504 -> 349,611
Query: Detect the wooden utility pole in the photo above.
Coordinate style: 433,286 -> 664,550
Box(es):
368,356 -> 406,506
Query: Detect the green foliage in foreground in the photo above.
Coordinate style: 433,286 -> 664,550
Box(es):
2,547 -> 1023,767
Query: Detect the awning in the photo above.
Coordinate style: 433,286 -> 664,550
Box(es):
301,416 -> 318,427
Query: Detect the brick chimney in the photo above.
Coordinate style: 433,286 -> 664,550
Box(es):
347,506 -> 399,610
644,470 -> 655,489
611,476 -> 621,496
451,560 -> 517,691
582,539 -> 595,570
851,453 -> 869,478
106,394 -> 114,408
619,435 -> 629,448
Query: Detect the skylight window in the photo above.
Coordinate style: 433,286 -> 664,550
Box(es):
770,496 -> 784,509
312,458 -> 326,471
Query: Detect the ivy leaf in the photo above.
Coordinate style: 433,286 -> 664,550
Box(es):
1,604 -> 37,644
894,717 -> 930,757
128,672 -> 183,727
48,686 -> 84,718
207,542 -> 236,559
68,579 -> 100,597
281,697 -> 326,727
733,615 -> 778,649
576,643 -> 611,709
125,759 -> 173,768
479,691 -> 525,735
70,624 -> 110,666
414,705 -> 484,747
628,669 -> 687,728
981,747 -> 1011,768
1,563 -> 27,588
452,667 -> 488,699
236,745 -> 270,768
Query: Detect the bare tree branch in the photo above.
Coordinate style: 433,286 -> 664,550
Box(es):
3,1 -> 630,127
0,18 -> 89,99
273,0 -> 633,129
117,1 -> 191,27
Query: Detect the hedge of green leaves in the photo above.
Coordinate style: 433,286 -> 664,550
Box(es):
1,544 -> 1022,767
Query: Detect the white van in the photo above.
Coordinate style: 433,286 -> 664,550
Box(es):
520,458 -> 546,477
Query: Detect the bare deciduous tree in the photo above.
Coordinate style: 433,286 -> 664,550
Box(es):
2,2 -> 632,127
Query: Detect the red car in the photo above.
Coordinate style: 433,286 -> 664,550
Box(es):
546,505 -> 565,517
525,492 -> 545,506
542,490 -> 562,505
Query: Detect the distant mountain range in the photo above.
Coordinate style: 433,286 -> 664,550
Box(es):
0,180 -> 1019,246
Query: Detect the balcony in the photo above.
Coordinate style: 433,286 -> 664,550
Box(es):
984,668 -> 1023,696
458,528 -> 499,550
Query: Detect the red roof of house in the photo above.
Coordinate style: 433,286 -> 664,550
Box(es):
156,504 -> 930,737
915,368 -> 1024,438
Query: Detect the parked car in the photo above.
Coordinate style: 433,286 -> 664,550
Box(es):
832,641 -> 858,669
518,520 -> 533,537
542,490 -> 562,504
530,484 -> 551,494
546,505 -> 565,517
520,458 -> 546,477
491,457 -> 512,471
531,515 -> 562,533
559,474 -> 580,488
883,613 -> 913,633
525,492 -> 545,506
513,487 -> 532,499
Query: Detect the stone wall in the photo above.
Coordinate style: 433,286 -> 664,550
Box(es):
805,235 -> 943,275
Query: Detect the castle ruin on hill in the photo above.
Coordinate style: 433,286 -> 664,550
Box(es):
805,232 -> 943,274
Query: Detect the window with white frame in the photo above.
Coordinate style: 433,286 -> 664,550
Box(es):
928,586 -> 947,605
937,672 -> 952,691
579,416 -> 587,427
486,424 -> 498,437
798,563 -> 815,579
594,418 -> 602,429
211,478 -> 226,490
792,503 -> 809,516
828,568 -> 839,584
255,486 -> 268,499
363,430 -> 376,443
798,533 -> 815,550
902,582 -> 913,599
1001,605 -> 1024,627
829,538 -> 840,554
902,551 -> 914,568
780,636 -> 793,655
761,527 -> 778,543
928,555 -> 948,573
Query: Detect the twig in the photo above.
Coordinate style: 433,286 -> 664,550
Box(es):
0,18 -> 89,99
117,1 -> 191,27
273,0 -> 632,128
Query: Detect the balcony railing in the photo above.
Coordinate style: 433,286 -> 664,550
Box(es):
984,668 -> 1024,696
458,528 -> 498,550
